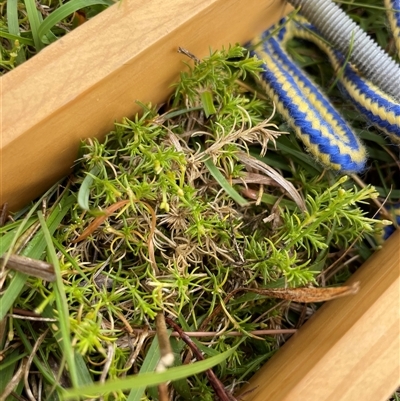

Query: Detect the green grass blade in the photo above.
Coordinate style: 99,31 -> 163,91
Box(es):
127,336 -> 162,401
37,0 -> 113,41
77,166 -> 100,210
0,350 -> 20,396
6,0 -> 19,34
6,0 -> 27,64
200,90 -> 217,117
63,346 -> 237,399
203,157 -> 249,207
0,350 -> 27,372
170,338 -> 192,399
0,193 -> 74,321
275,135 -> 322,175
251,149 -> 292,172
22,195 -> 75,257
0,272 -> 28,321
0,221 -> 35,255
74,351 -> 94,386
24,0 -> 44,51
0,31 -> 34,46
37,210 -> 79,388
0,203 -> 41,320
13,320 -> 63,388
41,29 -> 59,45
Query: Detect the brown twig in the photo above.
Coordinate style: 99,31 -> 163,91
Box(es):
155,313 -> 174,370
0,357 -> 28,401
158,383 -> 169,401
155,313 -> 174,401
165,317 -> 236,401
128,328 -> 297,338
178,47 -> 200,64
0,203 -> 9,227
24,329 -> 49,401
7,314 -> 57,322
0,254 -> 56,282
122,327 -> 149,376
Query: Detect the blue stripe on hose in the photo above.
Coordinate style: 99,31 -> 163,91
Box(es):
260,31 -> 365,150
249,6 -> 400,172
385,0 -> 400,57
341,66 -> 400,143
287,0 -> 400,100
290,18 -> 400,144
392,0 -> 400,26
249,39 -> 366,172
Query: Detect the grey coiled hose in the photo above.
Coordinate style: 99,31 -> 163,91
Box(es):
287,0 -> 400,100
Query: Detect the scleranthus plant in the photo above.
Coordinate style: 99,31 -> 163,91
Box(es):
0,45 -> 386,400
280,175 -> 379,254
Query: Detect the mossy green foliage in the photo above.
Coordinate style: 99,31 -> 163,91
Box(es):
1,43 -> 391,400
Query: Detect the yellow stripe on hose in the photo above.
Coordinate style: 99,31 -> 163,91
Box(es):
385,0 -> 400,57
249,28 -> 367,172
289,17 -> 400,145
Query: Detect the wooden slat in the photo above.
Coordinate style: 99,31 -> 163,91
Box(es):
238,229 -> 400,401
1,0 -> 290,211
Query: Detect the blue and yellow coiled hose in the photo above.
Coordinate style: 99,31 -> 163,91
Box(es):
288,0 -> 400,100
286,18 -> 400,145
386,0 -> 400,55
248,0 -> 400,173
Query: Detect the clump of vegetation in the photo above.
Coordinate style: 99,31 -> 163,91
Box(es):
0,0 -> 113,74
1,44 -> 391,400
2,0 -> 400,399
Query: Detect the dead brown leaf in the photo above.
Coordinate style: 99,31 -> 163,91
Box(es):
236,152 -> 306,212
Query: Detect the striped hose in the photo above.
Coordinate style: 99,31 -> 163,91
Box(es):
248,0 -> 400,173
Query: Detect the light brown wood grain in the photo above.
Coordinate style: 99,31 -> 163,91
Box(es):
238,229 -> 400,401
1,0 -> 291,211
